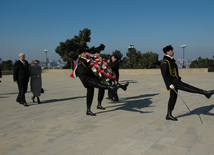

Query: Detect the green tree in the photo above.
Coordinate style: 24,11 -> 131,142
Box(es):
100,54 -> 110,60
56,28 -> 106,69
141,52 -> 160,69
190,56 -> 214,72
112,50 -> 123,62
1,60 -> 13,70
55,28 -> 91,69
126,47 -> 141,68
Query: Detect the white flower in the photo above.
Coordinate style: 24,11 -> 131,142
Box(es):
86,59 -> 90,63
91,67 -> 97,72
98,73 -> 102,77
102,64 -> 106,69
106,78 -> 109,81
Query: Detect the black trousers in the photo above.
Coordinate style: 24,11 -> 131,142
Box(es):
16,81 -> 28,103
86,79 -> 107,110
98,88 -> 105,103
168,81 -> 204,111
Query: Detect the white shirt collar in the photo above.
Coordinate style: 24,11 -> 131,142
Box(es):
80,56 -> 87,60
20,59 -> 25,63
165,55 -> 174,59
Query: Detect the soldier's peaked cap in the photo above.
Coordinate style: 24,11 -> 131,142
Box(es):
163,45 -> 173,54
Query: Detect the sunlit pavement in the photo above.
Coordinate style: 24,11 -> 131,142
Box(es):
0,72 -> 214,155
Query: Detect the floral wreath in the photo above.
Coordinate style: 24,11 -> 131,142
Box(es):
80,52 -> 117,86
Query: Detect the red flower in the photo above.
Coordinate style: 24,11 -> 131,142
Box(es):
98,69 -> 101,73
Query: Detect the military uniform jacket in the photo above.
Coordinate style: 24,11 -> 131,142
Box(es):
77,57 -> 97,88
160,55 -> 181,90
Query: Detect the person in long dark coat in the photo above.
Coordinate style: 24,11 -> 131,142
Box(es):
13,53 -> 30,107
160,45 -> 214,121
30,59 -> 42,104
77,49 -> 117,116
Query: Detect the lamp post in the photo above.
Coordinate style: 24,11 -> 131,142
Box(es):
180,45 -> 186,68
128,45 -> 134,69
44,49 -> 49,68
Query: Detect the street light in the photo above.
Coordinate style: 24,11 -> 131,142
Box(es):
44,49 -> 49,68
128,45 -> 134,69
180,45 -> 187,68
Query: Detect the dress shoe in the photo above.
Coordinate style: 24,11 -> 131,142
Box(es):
86,110 -> 96,116
97,105 -> 105,110
23,102 -> 29,107
31,96 -> 35,103
204,91 -> 213,99
166,110 -> 177,121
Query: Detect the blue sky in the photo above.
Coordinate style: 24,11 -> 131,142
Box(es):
0,0 -> 214,61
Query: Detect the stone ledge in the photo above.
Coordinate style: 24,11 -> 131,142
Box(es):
1,68 -> 208,75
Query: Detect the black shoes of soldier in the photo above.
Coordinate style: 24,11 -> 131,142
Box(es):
86,109 -> 96,116
97,105 -> 105,110
166,110 -> 177,121
119,81 -> 129,91
97,102 -> 105,110
204,90 -> 214,99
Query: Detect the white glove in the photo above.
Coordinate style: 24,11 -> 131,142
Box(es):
169,84 -> 175,90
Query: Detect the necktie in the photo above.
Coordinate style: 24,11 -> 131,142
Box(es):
23,61 -> 27,68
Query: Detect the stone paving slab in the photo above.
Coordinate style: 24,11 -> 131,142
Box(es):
0,72 -> 214,155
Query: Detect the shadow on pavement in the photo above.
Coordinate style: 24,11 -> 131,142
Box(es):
96,93 -> 159,114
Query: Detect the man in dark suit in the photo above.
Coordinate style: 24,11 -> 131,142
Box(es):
160,45 -> 214,121
13,53 -> 30,107
77,49 -> 117,116
109,55 -> 120,101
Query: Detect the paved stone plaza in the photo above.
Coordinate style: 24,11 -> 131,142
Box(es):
0,72 -> 214,155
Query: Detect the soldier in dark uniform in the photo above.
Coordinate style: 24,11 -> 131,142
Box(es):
77,49 -> 117,116
93,49 -> 106,110
161,45 -> 214,121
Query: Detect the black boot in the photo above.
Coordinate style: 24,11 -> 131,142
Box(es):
166,109 -> 178,121
203,90 -> 214,99
86,109 -> 96,116
97,102 -> 105,110
31,96 -> 35,103
37,97 -> 41,104
119,81 -> 129,91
